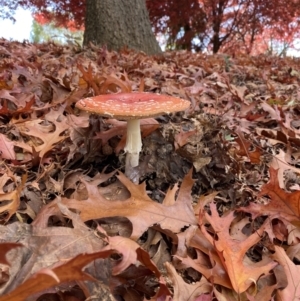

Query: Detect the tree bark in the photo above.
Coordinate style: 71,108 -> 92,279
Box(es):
83,0 -> 162,55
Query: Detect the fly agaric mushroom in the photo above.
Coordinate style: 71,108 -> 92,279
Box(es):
76,92 -> 190,182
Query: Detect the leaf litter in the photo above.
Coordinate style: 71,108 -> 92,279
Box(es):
0,39 -> 300,300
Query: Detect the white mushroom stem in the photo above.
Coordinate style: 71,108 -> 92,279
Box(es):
124,119 -> 142,169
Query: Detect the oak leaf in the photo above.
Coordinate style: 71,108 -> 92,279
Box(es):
63,170 -> 197,240
0,174 -> 26,222
228,84 -> 248,104
0,133 -> 16,160
272,246 -> 300,301
238,167 -> 300,225
177,228 -> 232,289
100,233 -> 161,277
14,107 -> 69,158
165,262 -> 212,301
0,203 -> 107,294
174,128 -> 197,150
270,149 -> 300,188
0,250 -> 115,301
234,132 -> 262,164
200,203 -> 277,293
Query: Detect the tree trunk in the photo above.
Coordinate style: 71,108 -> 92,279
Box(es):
83,0 -> 162,55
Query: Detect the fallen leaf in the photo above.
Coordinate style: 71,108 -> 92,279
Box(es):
165,262 -> 212,301
0,174 -> 26,222
239,167 -> 300,225
0,134 -> 15,160
14,107 -> 69,158
234,132 -> 262,164
0,250 -> 114,301
270,149 -> 300,188
272,245 -> 300,301
0,243 -> 23,265
101,234 -> 161,276
200,203 -> 277,293
63,170 -> 197,240
174,128 -> 197,150
177,228 -> 232,289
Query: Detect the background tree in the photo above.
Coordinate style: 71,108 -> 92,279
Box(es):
147,0 -> 207,52
0,0 -> 19,21
4,0 -> 300,55
6,0 -> 162,55
83,0 -> 161,54
147,0 -> 300,54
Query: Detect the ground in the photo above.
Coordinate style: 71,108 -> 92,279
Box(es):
0,39 -> 300,301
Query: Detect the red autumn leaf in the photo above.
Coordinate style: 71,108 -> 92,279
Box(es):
199,203 -> 277,293
238,167 -> 300,225
77,63 -> 100,95
177,228 -> 232,289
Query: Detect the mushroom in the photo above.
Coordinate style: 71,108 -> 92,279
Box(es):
75,92 -> 190,182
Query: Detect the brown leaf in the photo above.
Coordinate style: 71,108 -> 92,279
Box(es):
0,250 -> 114,301
77,63 -> 100,95
0,134 -> 15,160
99,75 -> 132,94
100,234 -> 160,277
15,107 -> 69,158
165,262 -> 212,301
234,132 -> 262,164
0,174 -> 26,222
228,84 -> 248,104
272,246 -> 300,301
270,149 -> 300,188
174,128 -> 197,150
0,243 -> 23,265
0,203 -> 112,295
63,170 -> 197,240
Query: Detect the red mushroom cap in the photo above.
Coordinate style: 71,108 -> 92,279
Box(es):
75,92 -> 190,119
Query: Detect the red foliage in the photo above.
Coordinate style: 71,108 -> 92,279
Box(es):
10,0 -> 300,54
147,0 -> 300,54
20,0 -> 86,29
33,13 -> 51,25
147,0 -> 207,52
